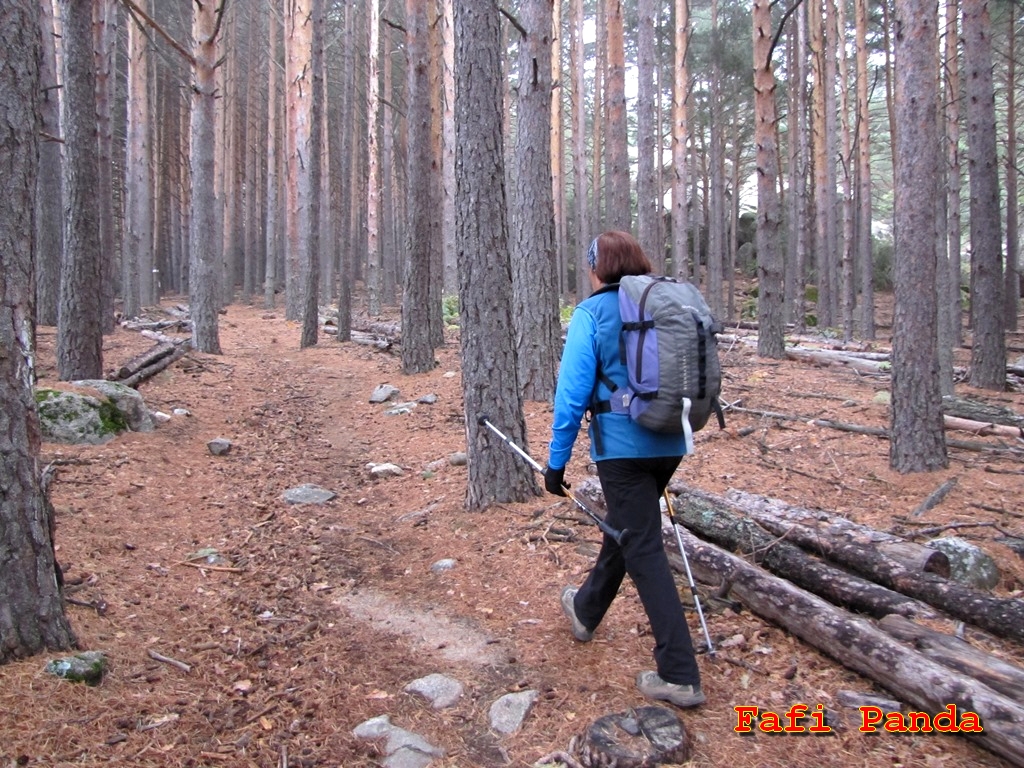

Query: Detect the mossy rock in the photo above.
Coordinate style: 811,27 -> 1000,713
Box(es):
36,387 -> 130,445
45,651 -> 107,686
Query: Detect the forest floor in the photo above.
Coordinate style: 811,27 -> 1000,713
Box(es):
3,289 -> 1024,768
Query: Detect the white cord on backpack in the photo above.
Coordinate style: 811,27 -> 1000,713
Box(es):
681,397 -> 694,455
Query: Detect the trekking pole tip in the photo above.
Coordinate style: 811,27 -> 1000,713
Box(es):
477,414 -> 490,426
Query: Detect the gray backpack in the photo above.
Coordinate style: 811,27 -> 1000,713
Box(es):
594,275 -> 725,450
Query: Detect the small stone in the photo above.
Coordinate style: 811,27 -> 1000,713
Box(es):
151,411 -> 171,423
430,559 -> 457,574
417,394 -> 438,405
404,673 -> 464,709
207,438 -> 232,456
448,452 -> 467,467
370,463 -> 404,478
369,384 -> 400,404
281,484 -> 337,505
488,690 -> 538,734
172,407 -> 191,416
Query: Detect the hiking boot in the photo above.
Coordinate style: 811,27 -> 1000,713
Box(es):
560,586 -> 594,642
636,671 -> 706,708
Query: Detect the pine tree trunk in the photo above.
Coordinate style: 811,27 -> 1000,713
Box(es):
124,0 -> 151,318
890,0 -> 947,472
265,0 -> 281,311
35,0 -> 63,327
511,0 -> 559,402
1004,14 -> 1019,332
365,0 -> 382,317
571,0 -> 590,295
93,0 -> 117,331
636,0 -> 660,270
189,0 -> 223,354
855,0 -> 874,339
604,0 -> 629,230
753,0 -> 784,359
58,0 -> 105,379
671,0 -> 690,281
402,0 -> 439,374
963,0 -> 1006,388
453,0 -> 535,509
0,0 -> 77,661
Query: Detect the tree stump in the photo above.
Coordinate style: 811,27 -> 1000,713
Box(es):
579,706 -> 690,767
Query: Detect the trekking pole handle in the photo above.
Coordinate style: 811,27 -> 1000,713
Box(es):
477,415 -> 629,546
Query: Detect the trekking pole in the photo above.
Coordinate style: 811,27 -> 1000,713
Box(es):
663,489 -> 716,656
477,415 -> 630,546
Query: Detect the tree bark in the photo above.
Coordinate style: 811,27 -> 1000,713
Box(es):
752,0 -> 784,359
453,0 -> 535,509
891,0 -> 947,472
0,0 -> 78,662
402,0 -> 439,374
124,0 -> 152,318
35,0 -> 63,328
670,0 -> 690,281
603,0 -> 629,230
635,0 -> 660,270
189,1 -> 223,354
963,0 -> 1007,388
57,0 -> 106,380
510,0 -> 559,402
855,0 -> 874,338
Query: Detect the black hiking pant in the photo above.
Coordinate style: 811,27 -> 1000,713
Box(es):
573,455 -> 701,686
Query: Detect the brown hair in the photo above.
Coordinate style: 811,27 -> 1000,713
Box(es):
592,230 -> 652,284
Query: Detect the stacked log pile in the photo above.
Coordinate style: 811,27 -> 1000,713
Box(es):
575,481 -> 1024,766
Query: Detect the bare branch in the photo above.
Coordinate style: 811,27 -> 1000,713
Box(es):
118,0 -> 196,67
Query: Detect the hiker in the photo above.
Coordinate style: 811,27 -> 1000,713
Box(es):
544,230 -> 705,708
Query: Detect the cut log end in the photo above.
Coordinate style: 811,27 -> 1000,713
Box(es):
580,706 -> 691,767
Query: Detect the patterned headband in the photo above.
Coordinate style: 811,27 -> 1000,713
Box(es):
586,238 -> 599,270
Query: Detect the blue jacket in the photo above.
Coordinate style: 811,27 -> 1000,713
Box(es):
547,286 -> 688,469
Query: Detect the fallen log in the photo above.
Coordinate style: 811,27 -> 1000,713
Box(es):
656,489 -> 938,620
942,396 -> 1024,429
944,415 -> 1024,440
879,615 -> 1024,703
682,486 -> 1024,643
785,347 -> 891,375
110,341 -> 176,381
671,525 -> 1024,767
119,341 -> 191,388
724,489 -> 950,576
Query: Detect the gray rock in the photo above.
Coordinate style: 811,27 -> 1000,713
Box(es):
352,715 -> 443,765
281,484 -> 337,505
404,673 -> 464,709
73,380 -> 154,432
36,389 -> 127,445
926,536 -> 1001,590
370,463 -> 404,478
448,452 -> 467,467
384,748 -> 436,768
429,559 -> 457,574
488,689 -> 538,734
207,437 -> 232,456
384,401 -> 418,416
417,394 -> 438,405
370,384 -> 400,403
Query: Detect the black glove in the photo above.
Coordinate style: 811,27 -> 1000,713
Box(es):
544,465 -> 569,496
